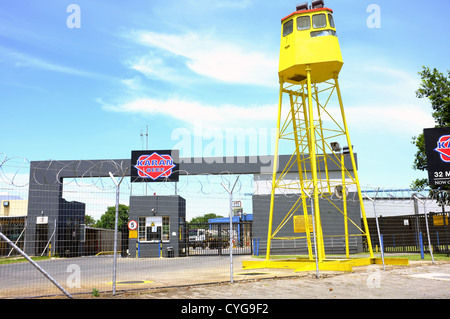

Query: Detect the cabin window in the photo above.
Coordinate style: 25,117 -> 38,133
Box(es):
297,16 -> 311,31
310,29 -> 336,38
283,19 -> 293,36
328,14 -> 335,28
312,13 -> 327,28
139,216 -> 170,242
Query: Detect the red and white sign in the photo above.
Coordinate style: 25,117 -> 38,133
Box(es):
131,150 -> 179,183
128,220 -> 138,231
134,152 -> 175,180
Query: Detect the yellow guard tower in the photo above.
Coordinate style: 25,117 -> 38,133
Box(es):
244,1 -> 408,272
279,2 -> 342,84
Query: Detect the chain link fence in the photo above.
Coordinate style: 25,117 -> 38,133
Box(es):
1,154 -> 449,298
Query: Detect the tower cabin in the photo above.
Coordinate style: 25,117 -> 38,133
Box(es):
279,0 -> 343,85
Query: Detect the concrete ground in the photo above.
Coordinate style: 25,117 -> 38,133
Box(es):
77,259 -> 450,299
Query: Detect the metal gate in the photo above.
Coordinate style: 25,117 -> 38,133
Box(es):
184,222 -> 253,256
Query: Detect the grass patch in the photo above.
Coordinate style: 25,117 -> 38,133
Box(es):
252,252 -> 450,262
0,256 -> 53,265
397,254 -> 450,261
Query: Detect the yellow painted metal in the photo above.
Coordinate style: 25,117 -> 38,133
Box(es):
265,81 -> 284,261
315,85 -> 331,193
243,256 -> 408,273
341,153 -> 349,258
306,65 -> 325,262
290,92 -> 313,260
265,79 -> 375,262
279,8 -> 343,84
373,257 -> 409,266
257,4 -> 380,273
334,76 -> 374,259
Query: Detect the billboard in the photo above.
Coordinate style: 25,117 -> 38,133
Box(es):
424,127 -> 450,186
131,150 -> 179,183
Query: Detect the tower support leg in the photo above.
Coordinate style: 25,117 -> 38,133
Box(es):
306,65 -> 325,261
289,93 -> 313,260
334,76 -> 374,258
265,81 -> 284,261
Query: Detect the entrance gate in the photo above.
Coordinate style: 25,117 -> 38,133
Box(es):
185,222 -> 253,256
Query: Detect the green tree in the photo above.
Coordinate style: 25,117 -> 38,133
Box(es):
95,204 -> 129,230
84,214 -> 97,227
411,66 -> 450,190
190,213 -> 224,224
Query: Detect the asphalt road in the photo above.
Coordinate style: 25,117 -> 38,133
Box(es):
3,255 -> 449,300
0,254 -> 254,298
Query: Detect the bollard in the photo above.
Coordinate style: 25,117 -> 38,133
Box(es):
419,232 -> 424,260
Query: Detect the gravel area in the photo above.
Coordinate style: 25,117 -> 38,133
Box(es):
88,260 -> 450,299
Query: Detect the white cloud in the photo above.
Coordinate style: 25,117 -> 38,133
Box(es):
127,54 -> 189,84
338,63 -> 435,135
345,103 -> 435,135
129,30 -> 278,86
120,76 -> 142,91
0,47 -> 99,78
102,96 -> 276,130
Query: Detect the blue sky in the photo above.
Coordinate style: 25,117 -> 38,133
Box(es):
1,0 -> 449,188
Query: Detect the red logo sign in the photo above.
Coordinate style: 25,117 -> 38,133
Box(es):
134,152 -> 176,180
435,135 -> 450,163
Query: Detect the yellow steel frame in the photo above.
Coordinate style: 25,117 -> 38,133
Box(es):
261,70 -> 377,271
246,5 -> 409,273
243,256 -> 409,273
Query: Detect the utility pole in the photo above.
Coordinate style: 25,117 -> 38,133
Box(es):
140,125 -> 149,150
140,125 -> 149,196
221,176 -> 240,284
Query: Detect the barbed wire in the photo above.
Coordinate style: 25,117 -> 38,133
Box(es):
0,153 -> 30,188
0,154 -> 447,203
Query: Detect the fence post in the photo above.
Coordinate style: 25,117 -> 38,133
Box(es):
423,208 -> 435,264
419,232 -> 424,259
221,176 -> 240,284
253,238 -> 260,256
302,186 -> 320,278
363,192 -> 385,270
256,238 -> 260,256
109,168 -> 129,296
310,192 -> 320,279
413,195 -> 435,264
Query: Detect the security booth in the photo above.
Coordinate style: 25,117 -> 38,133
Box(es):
128,150 -> 185,258
128,195 -> 186,258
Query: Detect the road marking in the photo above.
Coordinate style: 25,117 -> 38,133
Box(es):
409,273 -> 450,281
